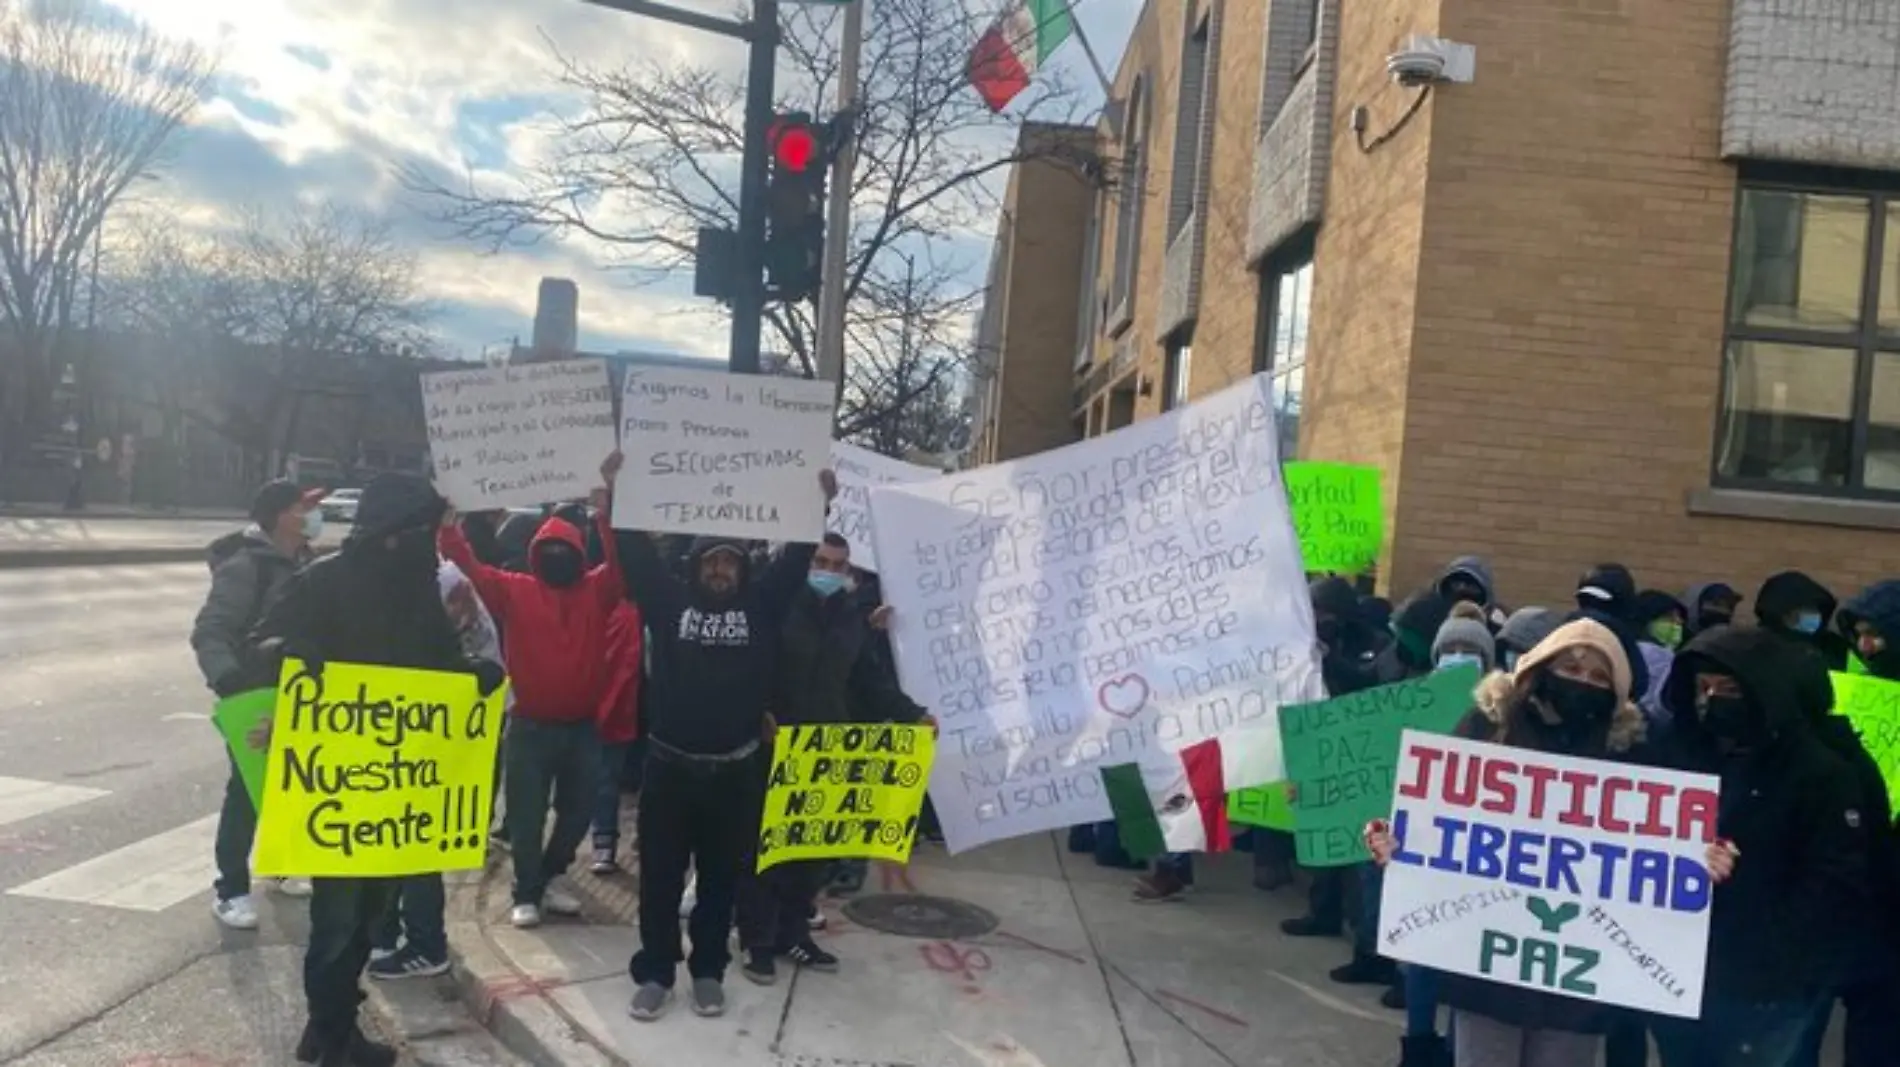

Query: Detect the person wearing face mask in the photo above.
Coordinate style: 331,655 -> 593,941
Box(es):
615,471 -> 838,1022
1840,580 -> 1900,682
1648,627 -> 1870,1067
1495,607 -> 1560,673
1681,581 -> 1741,640
1435,556 -> 1509,632
734,533 -> 928,983
247,471 -> 507,1067
193,478 -> 324,929
436,453 -> 629,929
1755,571 -> 1850,672
1368,620 -> 1651,1067
1628,590 -> 1686,729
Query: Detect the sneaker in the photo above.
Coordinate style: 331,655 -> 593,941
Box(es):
742,949 -> 778,986
1280,915 -> 1342,938
368,944 -> 450,981
784,940 -> 840,973
628,982 -> 672,1022
369,946 -> 398,963
1381,983 -> 1408,1011
510,903 -> 543,928
1132,873 -> 1188,904
271,877 -> 314,898
590,847 -> 620,875
543,879 -> 582,917
690,976 -> 727,1017
1330,954 -> 1398,986
678,874 -> 698,919
213,894 -> 259,930
807,905 -> 828,931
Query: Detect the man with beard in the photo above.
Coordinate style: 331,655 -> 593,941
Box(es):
617,471 -> 838,1022
250,473 -> 505,1067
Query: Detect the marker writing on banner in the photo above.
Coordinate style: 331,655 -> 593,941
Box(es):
757,723 -> 936,870
1477,895 -> 1600,995
1395,739 -> 1720,840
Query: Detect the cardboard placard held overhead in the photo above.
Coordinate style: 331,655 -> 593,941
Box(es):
613,365 -> 838,541
828,442 -> 939,572
421,359 -> 616,510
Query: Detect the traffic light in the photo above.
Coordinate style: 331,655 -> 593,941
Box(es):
764,112 -> 827,302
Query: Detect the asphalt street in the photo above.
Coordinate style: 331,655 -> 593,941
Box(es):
0,563 -> 319,1064
0,518 -> 239,555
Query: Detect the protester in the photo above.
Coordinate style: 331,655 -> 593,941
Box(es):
737,532 -> 927,982
1682,581 -> 1741,639
1436,556 -> 1507,629
1648,627 -> 1870,1066
1368,619 -> 1654,1066
1570,563 -> 1650,699
438,454 -> 628,929
1756,571 -> 1850,672
1841,580 -> 1900,680
1495,607 -> 1560,671
192,479 -> 322,928
590,596 -> 645,874
1630,589 -> 1685,726
617,471 -> 836,1022
1374,591 -> 1454,685
250,472 -> 505,1067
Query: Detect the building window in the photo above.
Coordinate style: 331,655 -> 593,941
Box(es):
1258,247 -> 1313,459
1108,79 -> 1149,327
1168,16 -> 1212,240
1716,173 -> 1900,498
1075,191 -> 1103,372
1163,335 -> 1193,411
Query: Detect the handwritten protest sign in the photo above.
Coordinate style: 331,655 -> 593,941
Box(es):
213,688 -> 277,808
1833,672 -> 1900,802
613,365 -> 836,541
1281,666 -> 1478,866
870,374 -> 1323,853
757,723 -> 936,872
829,442 -> 938,572
254,660 -> 506,878
421,359 -> 616,510
1283,462 -> 1382,575
1229,782 -> 1294,830
1378,731 -> 1718,1017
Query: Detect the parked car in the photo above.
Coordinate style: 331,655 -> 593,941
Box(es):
320,488 -> 361,524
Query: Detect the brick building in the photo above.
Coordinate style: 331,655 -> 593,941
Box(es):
981,0 -> 1900,607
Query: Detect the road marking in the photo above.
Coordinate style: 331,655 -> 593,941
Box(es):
162,712 -> 210,722
8,813 -> 218,912
0,775 -> 108,828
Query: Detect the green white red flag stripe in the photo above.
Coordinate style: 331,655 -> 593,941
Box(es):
966,0 -> 1076,112
1099,738 -> 1232,860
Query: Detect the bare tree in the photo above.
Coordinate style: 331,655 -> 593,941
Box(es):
405,0 -> 1098,449
0,0 -> 213,463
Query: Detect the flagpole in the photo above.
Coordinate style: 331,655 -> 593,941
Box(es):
1063,2 -> 1115,100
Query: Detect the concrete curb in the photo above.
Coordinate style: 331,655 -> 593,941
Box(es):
443,865 -> 630,1067
0,547 -> 207,568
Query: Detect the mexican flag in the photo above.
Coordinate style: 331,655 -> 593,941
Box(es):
1100,738 -> 1232,861
966,0 -> 1075,113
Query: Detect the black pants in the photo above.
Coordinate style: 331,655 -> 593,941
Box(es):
503,718 -> 599,906
372,874 -> 446,958
214,754 -> 255,901
306,877 -> 399,1041
627,747 -> 759,987
1308,867 -> 1346,929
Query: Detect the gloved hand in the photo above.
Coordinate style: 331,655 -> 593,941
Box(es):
472,660 -> 506,698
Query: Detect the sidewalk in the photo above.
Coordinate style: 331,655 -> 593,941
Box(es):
0,515 -> 342,567
446,816 -> 1407,1067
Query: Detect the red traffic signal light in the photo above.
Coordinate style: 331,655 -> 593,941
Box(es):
768,118 -> 819,173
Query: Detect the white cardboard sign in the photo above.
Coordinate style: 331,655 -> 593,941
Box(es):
421,359 -> 616,510
612,365 -> 836,541
827,442 -> 938,572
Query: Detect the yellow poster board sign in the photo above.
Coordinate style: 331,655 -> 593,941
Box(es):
757,723 -> 936,873
255,659 -> 506,878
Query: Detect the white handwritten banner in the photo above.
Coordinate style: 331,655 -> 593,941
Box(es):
1378,730 -> 1718,1018
828,442 -> 938,572
613,365 -> 836,541
869,374 -> 1323,853
421,359 -> 616,510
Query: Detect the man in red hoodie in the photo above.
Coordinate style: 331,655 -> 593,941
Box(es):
439,452 -> 631,928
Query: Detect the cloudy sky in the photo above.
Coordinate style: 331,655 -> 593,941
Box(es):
105,0 -> 1141,363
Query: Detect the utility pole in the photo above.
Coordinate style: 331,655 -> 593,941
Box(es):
814,0 -> 862,393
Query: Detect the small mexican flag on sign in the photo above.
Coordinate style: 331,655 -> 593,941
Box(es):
1100,738 -> 1232,861
966,0 -> 1076,112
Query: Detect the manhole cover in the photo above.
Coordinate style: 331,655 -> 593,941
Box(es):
842,893 -> 999,939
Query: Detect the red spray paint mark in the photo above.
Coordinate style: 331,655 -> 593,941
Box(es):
1156,989 -> 1249,1028
991,929 -> 1086,965
918,941 -> 992,983
478,973 -> 567,1013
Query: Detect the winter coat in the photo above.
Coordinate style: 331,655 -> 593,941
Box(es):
1434,620 -> 1648,1036
615,532 -> 814,756
190,527 -> 312,696
1840,581 -> 1900,681
598,602 -> 644,744
438,511 -> 627,724
1657,627 -> 1871,1004
774,587 -> 923,727
1436,556 -> 1508,630
1681,582 -> 1741,638
1755,571 -> 1850,672
1635,640 -> 1674,727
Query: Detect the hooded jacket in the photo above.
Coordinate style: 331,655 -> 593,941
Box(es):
1682,581 -> 1740,638
1373,591 -> 1453,683
1311,577 -> 1388,696
1436,556 -> 1508,629
1755,571 -> 1850,672
438,511 -> 628,724
1839,580 -> 1900,681
1436,618 -> 1647,1035
1630,590 -> 1685,728
191,526 -> 313,695
615,531 -> 815,756
775,584 -> 922,726
1657,627 -> 1870,1003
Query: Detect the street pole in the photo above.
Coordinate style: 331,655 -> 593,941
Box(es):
814,0 -> 862,393
728,0 -> 780,376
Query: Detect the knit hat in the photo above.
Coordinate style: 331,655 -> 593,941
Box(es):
1497,607 -> 1560,655
1433,604 -> 1498,671
1513,618 -> 1634,704
1841,581 -> 1900,640
1631,590 -> 1686,628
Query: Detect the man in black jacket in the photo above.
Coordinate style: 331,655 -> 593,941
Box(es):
735,532 -> 925,985
252,473 -> 504,1067
1650,628 -> 1870,1067
616,471 -> 835,1022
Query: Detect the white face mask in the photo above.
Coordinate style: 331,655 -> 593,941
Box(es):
1435,652 -> 1484,674
300,508 -> 324,542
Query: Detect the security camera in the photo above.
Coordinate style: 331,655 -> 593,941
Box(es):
1387,46 -> 1446,87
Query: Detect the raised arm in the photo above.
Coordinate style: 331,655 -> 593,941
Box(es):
588,451 -> 627,612
438,513 -> 526,618
756,468 -> 838,617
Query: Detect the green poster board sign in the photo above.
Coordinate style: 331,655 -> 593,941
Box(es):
1283,462 -> 1382,575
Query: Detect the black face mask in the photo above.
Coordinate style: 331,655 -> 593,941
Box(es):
537,548 -> 584,588
1316,619 -> 1342,646
1535,672 -> 1618,736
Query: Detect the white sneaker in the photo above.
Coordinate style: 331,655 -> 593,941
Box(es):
270,877 -> 313,898
543,878 -> 582,917
679,874 -> 698,919
213,894 -> 259,930
510,903 -> 543,928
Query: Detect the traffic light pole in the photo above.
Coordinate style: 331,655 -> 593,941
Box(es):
729,0 -> 779,375
814,0 -> 861,393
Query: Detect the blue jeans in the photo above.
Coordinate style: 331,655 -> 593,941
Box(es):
1654,995 -> 1822,1067
1356,863 -> 1382,955
1404,965 -> 1441,1037
593,741 -> 632,849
